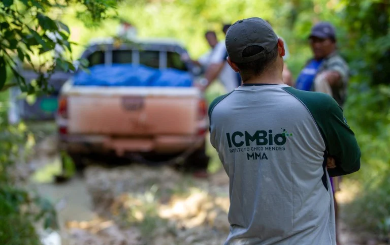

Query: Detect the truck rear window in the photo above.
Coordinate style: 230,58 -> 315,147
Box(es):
139,51 -> 159,69
113,50 -> 132,64
167,52 -> 188,71
87,51 -> 105,67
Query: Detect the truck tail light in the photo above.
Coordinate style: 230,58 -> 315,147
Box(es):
198,99 -> 207,120
197,99 -> 208,136
58,96 -> 68,119
59,126 -> 68,135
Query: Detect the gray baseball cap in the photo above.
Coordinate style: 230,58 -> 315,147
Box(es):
226,17 -> 279,63
309,22 -> 336,40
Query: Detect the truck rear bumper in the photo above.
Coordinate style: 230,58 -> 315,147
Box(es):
58,134 -> 205,156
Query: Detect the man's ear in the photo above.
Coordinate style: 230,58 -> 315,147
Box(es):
227,57 -> 240,72
278,38 -> 286,57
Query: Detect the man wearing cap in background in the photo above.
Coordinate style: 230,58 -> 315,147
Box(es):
184,30 -> 219,72
295,22 -> 350,243
199,24 -> 239,92
209,17 -> 360,244
295,22 -> 349,107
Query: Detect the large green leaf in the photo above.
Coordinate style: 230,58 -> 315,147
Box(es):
0,22 -> 10,29
30,29 -> 48,48
57,21 -> 70,34
16,48 -> 24,61
79,58 -> 89,67
3,0 -> 14,7
0,57 -> 6,90
37,13 -> 58,31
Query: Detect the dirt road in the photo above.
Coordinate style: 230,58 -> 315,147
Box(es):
29,136 -> 382,245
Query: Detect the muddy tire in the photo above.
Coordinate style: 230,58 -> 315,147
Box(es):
71,153 -> 87,172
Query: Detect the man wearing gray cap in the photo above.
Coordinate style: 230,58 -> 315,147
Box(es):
209,17 -> 360,244
295,22 -> 349,107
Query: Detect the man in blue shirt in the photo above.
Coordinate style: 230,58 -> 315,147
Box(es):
295,22 -> 350,244
295,22 -> 349,106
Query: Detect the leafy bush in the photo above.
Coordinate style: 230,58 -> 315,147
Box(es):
0,186 -> 58,244
0,1 -> 119,243
0,90 -> 57,243
0,122 -> 58,244
337,1 -> 390,238
342,84 -> 390,238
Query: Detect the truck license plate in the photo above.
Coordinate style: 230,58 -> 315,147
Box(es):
121,96 -> 144,111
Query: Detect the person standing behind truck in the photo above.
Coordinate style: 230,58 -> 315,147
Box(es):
196,31 -> 219,70
199,23 -> 293,91
184,30 -> 219,72
198,24 -> 239,92
295,21 -> 350,244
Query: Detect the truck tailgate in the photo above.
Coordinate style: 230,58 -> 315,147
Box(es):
65,86 -> 200,135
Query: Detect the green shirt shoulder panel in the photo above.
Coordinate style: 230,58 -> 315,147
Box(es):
282,87 -> 361,177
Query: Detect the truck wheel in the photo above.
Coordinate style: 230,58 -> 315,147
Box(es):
183,141 -> 210,172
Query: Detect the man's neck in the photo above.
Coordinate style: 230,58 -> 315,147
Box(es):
243,68 -> 284,85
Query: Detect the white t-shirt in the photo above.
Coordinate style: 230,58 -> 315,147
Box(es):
198,51 -> 212,69
209,41 -> 238,92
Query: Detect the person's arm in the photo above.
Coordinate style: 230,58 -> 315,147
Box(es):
323,56 -> 349,87
322,70 -> 341,87
313,95 -> 361,176
283,88 -> 361,177
181,53 -> 202,67
191,59 -> 202,67
202,62 -> 224,88
199,42 -> 226,90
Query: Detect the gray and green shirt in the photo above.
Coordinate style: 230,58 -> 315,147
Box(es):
209,84 -> 360,245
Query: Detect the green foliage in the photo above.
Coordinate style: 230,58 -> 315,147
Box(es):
0,0 -> 388,239
343,85 -> 390,237
61,150 -> 76,178
0,186 -> 58,244
337,0 -> 390,238
344,172 -> 390,239
0,1 -> 118,242
0,121 -> 58,244
0,0 -> 119,93
0,91 -> 57,243
341,0 -> 390,87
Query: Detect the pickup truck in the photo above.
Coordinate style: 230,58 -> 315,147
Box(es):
56,39 -> 209,171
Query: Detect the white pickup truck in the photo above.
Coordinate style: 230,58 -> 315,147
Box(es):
57,39 -> 209,171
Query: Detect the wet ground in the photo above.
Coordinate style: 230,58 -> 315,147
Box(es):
27,135 -> 386,245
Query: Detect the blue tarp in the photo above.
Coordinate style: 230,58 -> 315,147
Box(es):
73,64 -> 193,87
